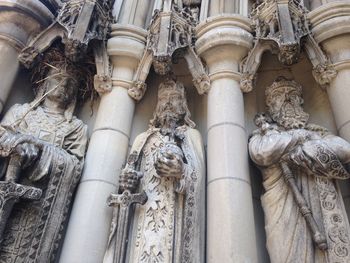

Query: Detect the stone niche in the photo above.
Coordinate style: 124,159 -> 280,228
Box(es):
244,50 -> 350,263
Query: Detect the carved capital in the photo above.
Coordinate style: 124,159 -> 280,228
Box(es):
94,74 -> 112,94
195,15 -> 253,60
240,73 -> 256,93
312,63 -> 337,90
192,74 -> 210,95
128,81 -> 147,101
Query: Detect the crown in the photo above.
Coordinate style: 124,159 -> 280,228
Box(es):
158,79 -> 185,97
266,76 -> 302,106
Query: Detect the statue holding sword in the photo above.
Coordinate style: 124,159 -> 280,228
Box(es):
104,79 -> 205,263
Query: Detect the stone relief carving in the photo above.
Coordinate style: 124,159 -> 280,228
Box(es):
249,77 -> 350,263
0,52 -> 88,263
18,0 -> 114,95
132,1 -> 209,99
104,79 -> 205,263
241,0 -> 336,91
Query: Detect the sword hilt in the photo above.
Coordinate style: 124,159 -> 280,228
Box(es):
5,154 -> 23,183
107,190 -> 148,208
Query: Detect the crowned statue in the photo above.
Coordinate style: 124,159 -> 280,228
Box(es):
249,77 -> 350,263
104,79 -> 205,263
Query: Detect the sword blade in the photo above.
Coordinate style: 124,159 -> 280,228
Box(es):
114,205 -> 130,263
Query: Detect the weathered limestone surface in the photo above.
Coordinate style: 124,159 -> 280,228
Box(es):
250,77 -> 350,263
309,1 -> 350,221
104,79 -> 205,263
1,1 -> 350,263
196,14 -> 258,263
0,55 -> 88,263
60,24 -> 147,263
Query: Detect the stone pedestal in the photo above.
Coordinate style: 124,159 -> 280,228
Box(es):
60,25 -> 147,263
309,1 -> 350,215
0,0 -> 53,112
196,15 -> 257,262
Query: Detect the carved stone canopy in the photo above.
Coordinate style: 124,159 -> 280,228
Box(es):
240,0 -> 336,92
129,2 -> 210,101
18,0 -> 114,95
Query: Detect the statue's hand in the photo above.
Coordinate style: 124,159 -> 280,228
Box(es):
155,150 -> 184,179
0,131 -> 42,157
288,145 -> 313,171
15,143 -> 40,168
119,167 -> 142,192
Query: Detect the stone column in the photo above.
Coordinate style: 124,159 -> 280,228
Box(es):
309,2 -> 350,213
60,25 -> 147,263
0,0 -> 53,112
196,15 -> 257,262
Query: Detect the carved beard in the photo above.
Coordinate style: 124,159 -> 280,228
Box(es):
158,110 -> 182,135
273,102 -> 309,130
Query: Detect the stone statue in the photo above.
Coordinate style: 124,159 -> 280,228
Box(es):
0,59 -> 88,262
104,79 -> 205,263
249,77 -> 350,263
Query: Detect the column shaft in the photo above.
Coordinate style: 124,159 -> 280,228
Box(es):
309,1 -> 350,217
328,67 -> 350,140
60,87 -> 135,263
0,40 -> 19,112
0,0 -> 53,112
60,24 -> 147,263
207,77 -> 257,262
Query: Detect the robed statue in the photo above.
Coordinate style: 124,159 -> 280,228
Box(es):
0,54 -> 88,262
249,77 -> 350,263
104,79 -> 205,263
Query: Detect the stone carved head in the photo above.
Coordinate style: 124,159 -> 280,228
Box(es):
150,79 -> 195,129
266,77 -> 309,129
30,48 -> 95,122
33,61 -> 80,122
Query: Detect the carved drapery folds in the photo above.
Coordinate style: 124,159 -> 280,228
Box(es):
240,0 -> 336,92
18,0 -> 114,95
131,1 -> 210,101
0,52 -> 89,262
249,77 -> 350,263
104,79 -> 205,263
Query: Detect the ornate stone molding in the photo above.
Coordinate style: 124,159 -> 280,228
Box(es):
0,0 -> 53,49
195,14 -> 253,93
0,0 -> 53,26
308,2 -> 350,44
107,24 -> 147,101
240,0 -> 336,92
196,15 -> 252,56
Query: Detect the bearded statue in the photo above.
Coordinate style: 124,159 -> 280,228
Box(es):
249,77 -> 350,263
104,79 -> 205,263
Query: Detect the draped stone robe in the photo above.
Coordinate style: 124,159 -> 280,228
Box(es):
249,127 -> 350,263
104,126 -> 205,263
0,103 -> 87,263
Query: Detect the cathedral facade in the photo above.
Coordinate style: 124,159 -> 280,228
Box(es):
0,1 -> 349,263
